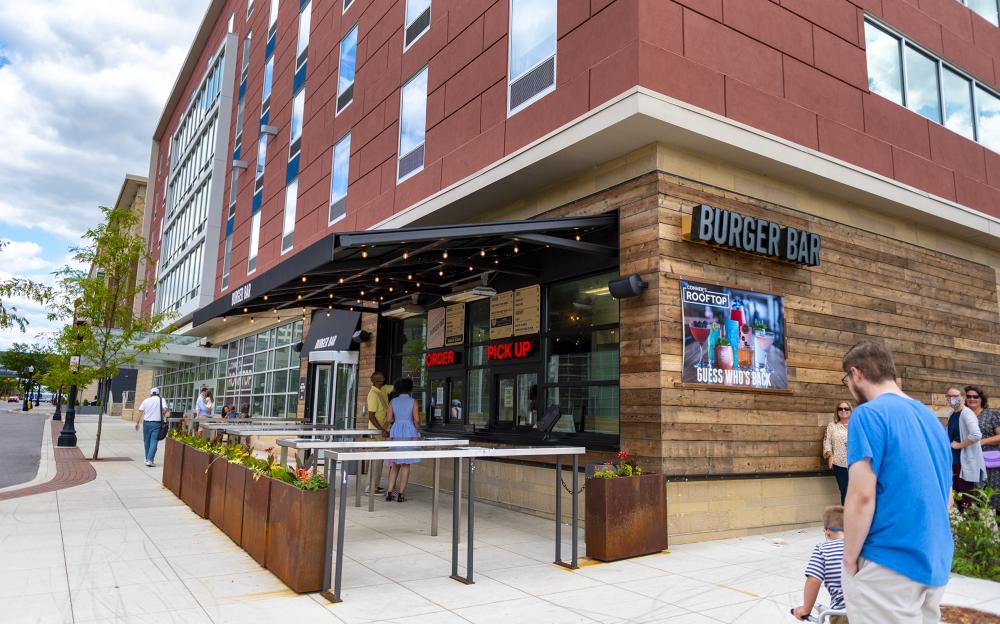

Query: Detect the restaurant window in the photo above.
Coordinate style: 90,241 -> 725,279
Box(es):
543,272 -> 619,437
465,300 -> 491,428
214,319 -> 303,418
389,314 -> 428,405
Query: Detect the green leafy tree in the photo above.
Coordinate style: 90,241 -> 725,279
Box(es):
0,240 -> 53,332
0,342 -> 50,404
51,205 -> 172,459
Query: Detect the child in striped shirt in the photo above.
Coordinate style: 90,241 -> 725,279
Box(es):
792,505 -> 848,623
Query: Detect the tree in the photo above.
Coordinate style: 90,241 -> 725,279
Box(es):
0,342 -> 50,404
51,205 -> 172,459
0,240 -> 53,331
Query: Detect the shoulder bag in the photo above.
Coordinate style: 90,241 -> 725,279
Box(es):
157,396 -> 169,441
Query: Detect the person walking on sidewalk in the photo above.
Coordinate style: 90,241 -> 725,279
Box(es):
840,341 -> 953,624
135,388 -> 168,467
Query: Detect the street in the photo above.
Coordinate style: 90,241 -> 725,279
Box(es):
0,400 -> 48,489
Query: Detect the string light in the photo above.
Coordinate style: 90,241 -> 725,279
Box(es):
407,274 -> 412,280
374,276 -> 380,283
297,294 -> 303,300
326,310 -> 331,317
249,317 -> 255,324
263,295 -> 268,301
328,293 -> 333,299
575,235 -> 581,241
438,270 -> 444,276
442,250 -> 448,259
403,250 -> 409,260
222,317 -> 228,323
360,290 -> 365,296
416,282 -> 421,288
328,305 -> 332,310
338,277 -> 344,284
243,307 -> 248,313
494,259 -> 499,265
480,249 -> 485,257
514,246 -> 519,253
469,266 -> 474,271
388,286 -> 393,292
301,276 -> 307,282
361,250 -> 368,258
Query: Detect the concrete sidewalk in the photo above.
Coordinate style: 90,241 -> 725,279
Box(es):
1,415 -> 997,623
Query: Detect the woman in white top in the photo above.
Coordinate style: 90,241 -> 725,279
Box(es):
823,401 -> 851,505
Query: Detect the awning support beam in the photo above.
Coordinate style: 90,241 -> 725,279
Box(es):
512,233 -> 617,257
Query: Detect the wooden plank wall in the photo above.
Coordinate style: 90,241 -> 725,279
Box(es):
612,171 -> 1000,477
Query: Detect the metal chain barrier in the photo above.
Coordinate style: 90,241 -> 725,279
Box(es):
559,474 -> 585,494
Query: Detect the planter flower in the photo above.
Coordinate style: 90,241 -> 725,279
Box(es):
585,451 -> 667,562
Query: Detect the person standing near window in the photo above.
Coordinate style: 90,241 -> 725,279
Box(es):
945,387 -> 984,512
194,387 -> 211,418
385,377 -> 420,503
366,371 -> 393,494
823,402 -> 851,505
135,388 -> 168,467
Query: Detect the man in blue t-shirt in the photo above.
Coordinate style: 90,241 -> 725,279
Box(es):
840,341 -> 953,624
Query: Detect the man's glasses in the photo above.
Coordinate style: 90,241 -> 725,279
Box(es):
841,373 -> 849,386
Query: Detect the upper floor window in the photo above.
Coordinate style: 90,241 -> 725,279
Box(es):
227,13 -> 235,33
337,25 -> 358,113
289,89 -> 305,158
296,0 -> 312,69
404,0 -> 431,50
247,0 -> 254,17
282,178 -> 298,252
241,33 -> 252,79
962,0 -> 999,26
261,56 -> 274,110
398,67 -> 428,182
268,0 -> 279,35
344,0 -> 354,13
330,132 -> 351,224
256,135 -> 268,180
864,18 -> 1000,153
508,0 -> 556,114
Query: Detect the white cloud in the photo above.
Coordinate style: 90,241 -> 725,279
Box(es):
0,0 -> 206,349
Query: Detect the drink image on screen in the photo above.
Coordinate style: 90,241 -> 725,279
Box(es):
715,337 -> 734,370
689,321 -> 711,368
755,330 -> 775,370
707,322 -> 720,367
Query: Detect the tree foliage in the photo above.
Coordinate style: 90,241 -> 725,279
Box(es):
0,240 -> 54,332
50,205 -> 172,459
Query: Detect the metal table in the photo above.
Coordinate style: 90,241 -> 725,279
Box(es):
318,445 -> 585,603
187,417 -> 301,435
281,438 -> 471,531
221,427 -> 372,447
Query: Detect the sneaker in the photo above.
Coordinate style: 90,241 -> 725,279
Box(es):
364,486 -> 386,495
145,460 -> 152,467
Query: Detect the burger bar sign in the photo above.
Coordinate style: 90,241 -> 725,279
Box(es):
684,204 -> 821,267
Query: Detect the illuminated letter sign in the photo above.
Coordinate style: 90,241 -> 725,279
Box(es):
425,351 -> 461,367
487,339 -> 536,361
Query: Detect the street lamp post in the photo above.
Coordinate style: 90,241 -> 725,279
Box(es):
21,365 -> 34,411
57,304 -> 83,448
53,387 -> 63,421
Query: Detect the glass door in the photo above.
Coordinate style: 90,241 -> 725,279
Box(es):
495,372 -> 537,429
497,374 -> 516,426
331,361 -> 358,429
312,365 -> 332,425
428,374 -> 465,425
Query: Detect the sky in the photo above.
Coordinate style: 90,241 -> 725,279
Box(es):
0,0 -> 206,350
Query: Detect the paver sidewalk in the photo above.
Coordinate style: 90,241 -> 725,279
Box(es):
1,415 -> 997,623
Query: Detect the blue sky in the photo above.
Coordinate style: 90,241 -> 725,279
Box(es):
0,1 -> 205,349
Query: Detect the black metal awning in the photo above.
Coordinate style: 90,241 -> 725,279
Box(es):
300,310 -> 361,358
192,214 -> 618,327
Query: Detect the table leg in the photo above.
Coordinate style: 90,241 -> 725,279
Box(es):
332,461 -> 350,602
431,458 -> 440,537
321,457 -> 337,602
296,449 -> 305,470
555,456 -> 563,565
450,457 -> 460,580
279,446 -> 288,467
354,459 -> 361,508
571,454 -> 579,569
465,458 -> 475,584
368,460 -> 375,512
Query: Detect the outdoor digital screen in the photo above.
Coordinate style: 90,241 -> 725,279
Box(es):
680,280 -> 788,390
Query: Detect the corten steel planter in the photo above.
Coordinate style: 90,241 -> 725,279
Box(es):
207,455 -> 228,530
241,471 -> 271,566
162,437 -> 184,497
222,463 -> 248,545
585,473 -> 667,562
265,479 -> 328,593
180,445 -> 212,518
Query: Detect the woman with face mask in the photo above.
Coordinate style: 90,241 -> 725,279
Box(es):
945,387 -> 985,512
964,385 -> 1000,515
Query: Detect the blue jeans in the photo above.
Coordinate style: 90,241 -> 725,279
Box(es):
142,421 -> 161,463
833,464 -> 849,505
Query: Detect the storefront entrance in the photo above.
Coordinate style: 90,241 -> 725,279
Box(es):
311,354 -> 358,428
427,373 -> 464,426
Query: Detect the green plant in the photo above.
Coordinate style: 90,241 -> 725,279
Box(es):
717,337 -> 731,347
950,488 -> 1000,582
591,451 -> 644,479
753,318 -> 767,331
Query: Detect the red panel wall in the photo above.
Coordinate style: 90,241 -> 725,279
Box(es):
145,0 -> 1000,314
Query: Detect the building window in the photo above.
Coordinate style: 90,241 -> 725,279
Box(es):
289,89 -> 305,158
227,13 -> 235,33
247,0 -> 254,18
296,0 -> 311,69
261,56 -> 274,111
962,0 -> 999,26
343,0 -> 354,13
508,0 -> 556,114
404,0 -> 431,50
268,0 -> 279,33
389,315 -> 428,405
864,17 -> 1000,153
255,135 -> 268,181
282,178 -> 297,252
221,234 -> 233,289
241,33 -> 252,79
397,66 -> 428,182
336,25 -> 358,113
543,272 -> 619,437
330,132 -> 350,224
248,209 -> 261,273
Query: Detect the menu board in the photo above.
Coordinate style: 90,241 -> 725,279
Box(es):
513,285 -> 540,336
489,291 -> 514,339
427,307 -> 445,349
445,304 -> 465,346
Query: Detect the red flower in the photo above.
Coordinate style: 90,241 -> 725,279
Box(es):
616,450 -> 629,460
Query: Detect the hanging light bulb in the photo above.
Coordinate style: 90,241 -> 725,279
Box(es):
250,317 -> 255,324
243,307 -> 248,313
494,259 -> 499,265
328,293 -> 333,299
438,270 -> 444,276
374,276 -> 380,283
301,276 -> 307,283
360,290 -> 365,296
389,286 -> 393,292
328,305 -> 332,310
469,266 -> 474,271
297,294 -> 303,300
513,245 -> 519,253
263,295 -> 268,301
338,277 -> 344,284
407,274 -> 412,280
403,250 -> 409,260
575,235 -> 581,241
326,311 -> 331,317
361,249 -> 368,258
443,250 -> 448,259
416,282 -> 420,288
480,249 -> 485,257
222,317 -> 228,323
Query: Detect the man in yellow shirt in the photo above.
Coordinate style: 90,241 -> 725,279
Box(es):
366,371 -> 392,494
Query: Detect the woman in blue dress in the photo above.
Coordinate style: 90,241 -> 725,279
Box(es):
385,377 -> 421,502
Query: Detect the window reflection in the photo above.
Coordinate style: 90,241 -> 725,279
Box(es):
943,68 -> 974,140
865,22 -> 902,105
976,86 -> 1000,152
904,44 -> 940,123
510,0 -> 556,79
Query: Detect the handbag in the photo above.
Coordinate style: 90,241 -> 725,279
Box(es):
984,450 -> 1000,470
156,396 -> 169,441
